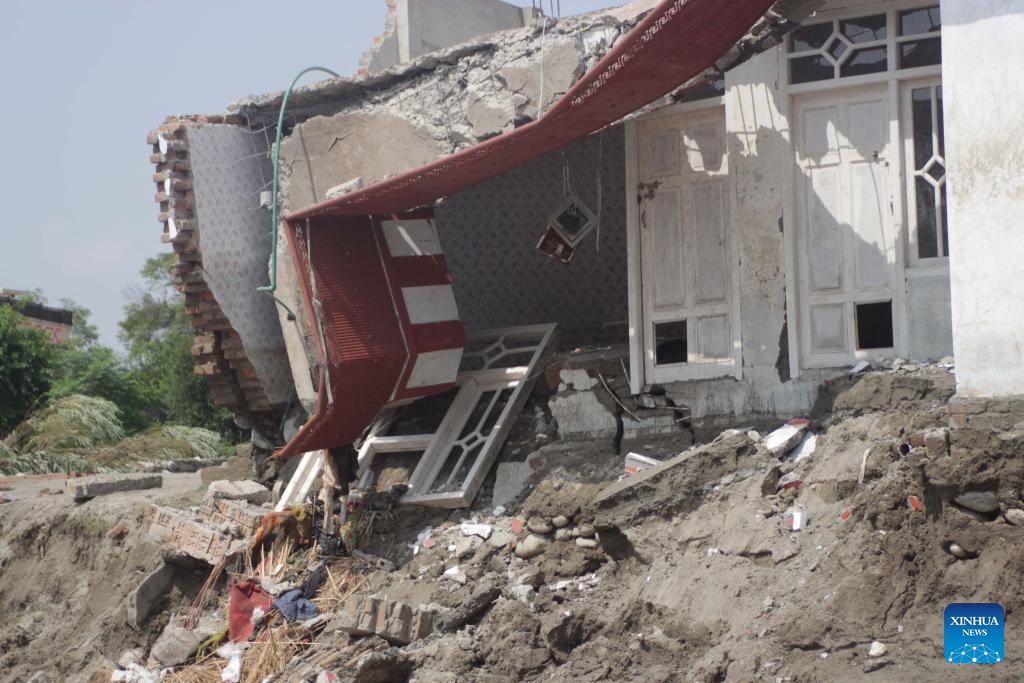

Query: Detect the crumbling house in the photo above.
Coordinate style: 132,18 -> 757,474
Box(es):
148,0 -> 1024,506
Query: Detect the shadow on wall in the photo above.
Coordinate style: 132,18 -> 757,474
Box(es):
435,124 -> 628,346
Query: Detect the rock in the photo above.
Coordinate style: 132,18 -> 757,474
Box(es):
106,522 -> 130,540
127,562 -> 174,630
149,618 -> 219,667
442,566 -> 468,585
515,534 -> 551,559
575,537 -> 599,549
453,537 -> 476,560
510,566 -> 543,588
554,528 -> 573,541
943,541 -> 980,560
527,516 -> 553,535
1005,509 -> 1024,526
26,673 -> 52,683
867,641 -> 886,657
460,522 -> 492,540
510,584 -> 536,606
552,515 -> 571,528
207,479 -> 271,505
488,528 -> 515,548
953,491 -> 1000,514
760,466 -> 781,496
575,523 -> 596,538
863,659 -> 891,674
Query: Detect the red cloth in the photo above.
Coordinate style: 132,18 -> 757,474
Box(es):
228,579 -> 273,643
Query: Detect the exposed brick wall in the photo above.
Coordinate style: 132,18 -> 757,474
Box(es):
147,116 -> 279,431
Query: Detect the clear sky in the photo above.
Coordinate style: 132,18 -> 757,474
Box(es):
0,0 -> 615,348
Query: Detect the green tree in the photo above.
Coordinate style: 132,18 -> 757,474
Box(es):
0,305 -> 60,435
120,253 -> 237,438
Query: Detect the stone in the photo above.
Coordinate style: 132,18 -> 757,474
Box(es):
453,537 -> 476,560
492,461 -> 534,508
575,537 -> 599,549
443,566 -> 467,585
552,515 -> 571,528
575,523 -> 596,538
26,673 -> 52,683
760,466 -> 781,496
207,479 -> 271,505
436,585 -> 501,633
527,516 -> 553,535
510,566 -> 543,588
1005,509 -> 1024,526
149,618 -> 219,667
554,528 -> 573,541
488,528 -> 515,548
106,522 -> 130,540
64,474 -> 162,500
127,562 -> 175,630
954,491 -> 999,514
510,584 -> 536,606
460,522 -> 492,540
867,641 -> 886,658
466,90 -> 512,139
515,534 -> 551,559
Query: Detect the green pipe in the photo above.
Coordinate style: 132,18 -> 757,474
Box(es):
258,66 -> 340,303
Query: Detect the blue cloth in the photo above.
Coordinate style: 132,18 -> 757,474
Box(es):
274,588 -> 320,621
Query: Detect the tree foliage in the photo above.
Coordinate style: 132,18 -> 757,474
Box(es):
120,253 -> 237,438
0,305 -> 59,435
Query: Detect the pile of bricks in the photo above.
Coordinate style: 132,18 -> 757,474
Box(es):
148,498 -> 268,564
336,595 -> 435,645
146,116 -> 277,423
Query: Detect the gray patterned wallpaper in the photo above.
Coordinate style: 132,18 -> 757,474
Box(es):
186,125 -> 293,405
436,125 -> 628,345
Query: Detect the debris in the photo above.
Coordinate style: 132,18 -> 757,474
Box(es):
64,473 -> 162,501
492,462 -> 534,508
552,515 -> 571,528
575,523 -> 595,538
554,528 -> 573,541
867,641 -> 887,657
127,562 -> 174,630
443,566 -> 468,585
527,517 -> 553,534
336,596 -> 434,644
106,521 -> 129,540
840,509 -> 851,520
1005,508 -> 1024,526
624,452 -> 661,475
220,654 -> 242,682
460,522 -> 493,540
511,518 -> 525,534
953,491 -> 1000,514
790,510 -> 805,531
850,360 -> 871,376
207,479 -> 272,505
436,585 -> 501,633
275,588 -> 320,621
790,433 -> 817,462
575,537 -> 599,549
907,495 -> 924,512
228,579 -> 273,643
515,534 -> 551,559
763,419 -> 809,456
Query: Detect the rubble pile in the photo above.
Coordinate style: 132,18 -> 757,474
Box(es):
3,363 -> 1024,681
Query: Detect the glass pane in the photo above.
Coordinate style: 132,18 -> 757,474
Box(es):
827,39 -> 848,60
790,22 -> 833,51
900,38 -> 942,68
899,6 -> 941,36
841,14 -> 886,43
911,87 -> 933,169
937,86 -> 944,157
654,320 -> 687,365
840,47 -> 888,77
940,184 -> 949,256
916,177 -> 938,259
791,54 -> 834,84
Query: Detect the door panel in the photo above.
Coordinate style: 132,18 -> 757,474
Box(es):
637,106 -> 736,384
796,87 -> 898,368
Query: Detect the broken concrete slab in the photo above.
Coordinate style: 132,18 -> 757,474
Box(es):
206,479 -> 271,504
499,38 -> 583,120
127,562 -> 175,630
149,617 -> 221,668
589,431 -> 767,529
148,506 -> 237,564
549,390 -> 617,441
64,474 -> 162,501
763,419 -> 808,456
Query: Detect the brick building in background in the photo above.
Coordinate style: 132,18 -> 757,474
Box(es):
0,289 -> 73,344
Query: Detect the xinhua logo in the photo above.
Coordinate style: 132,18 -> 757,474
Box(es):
944,603 -> 1004,664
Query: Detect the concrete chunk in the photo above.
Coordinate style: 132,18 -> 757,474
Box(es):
207,479 -> 271,504
64,474 -> 162,500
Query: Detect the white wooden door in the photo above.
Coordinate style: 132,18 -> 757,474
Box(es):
636,106 -> 737,384
795,86 -> 900,368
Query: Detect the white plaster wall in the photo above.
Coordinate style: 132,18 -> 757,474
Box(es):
398,0 -> 528,62
942,0 -> 1024,396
